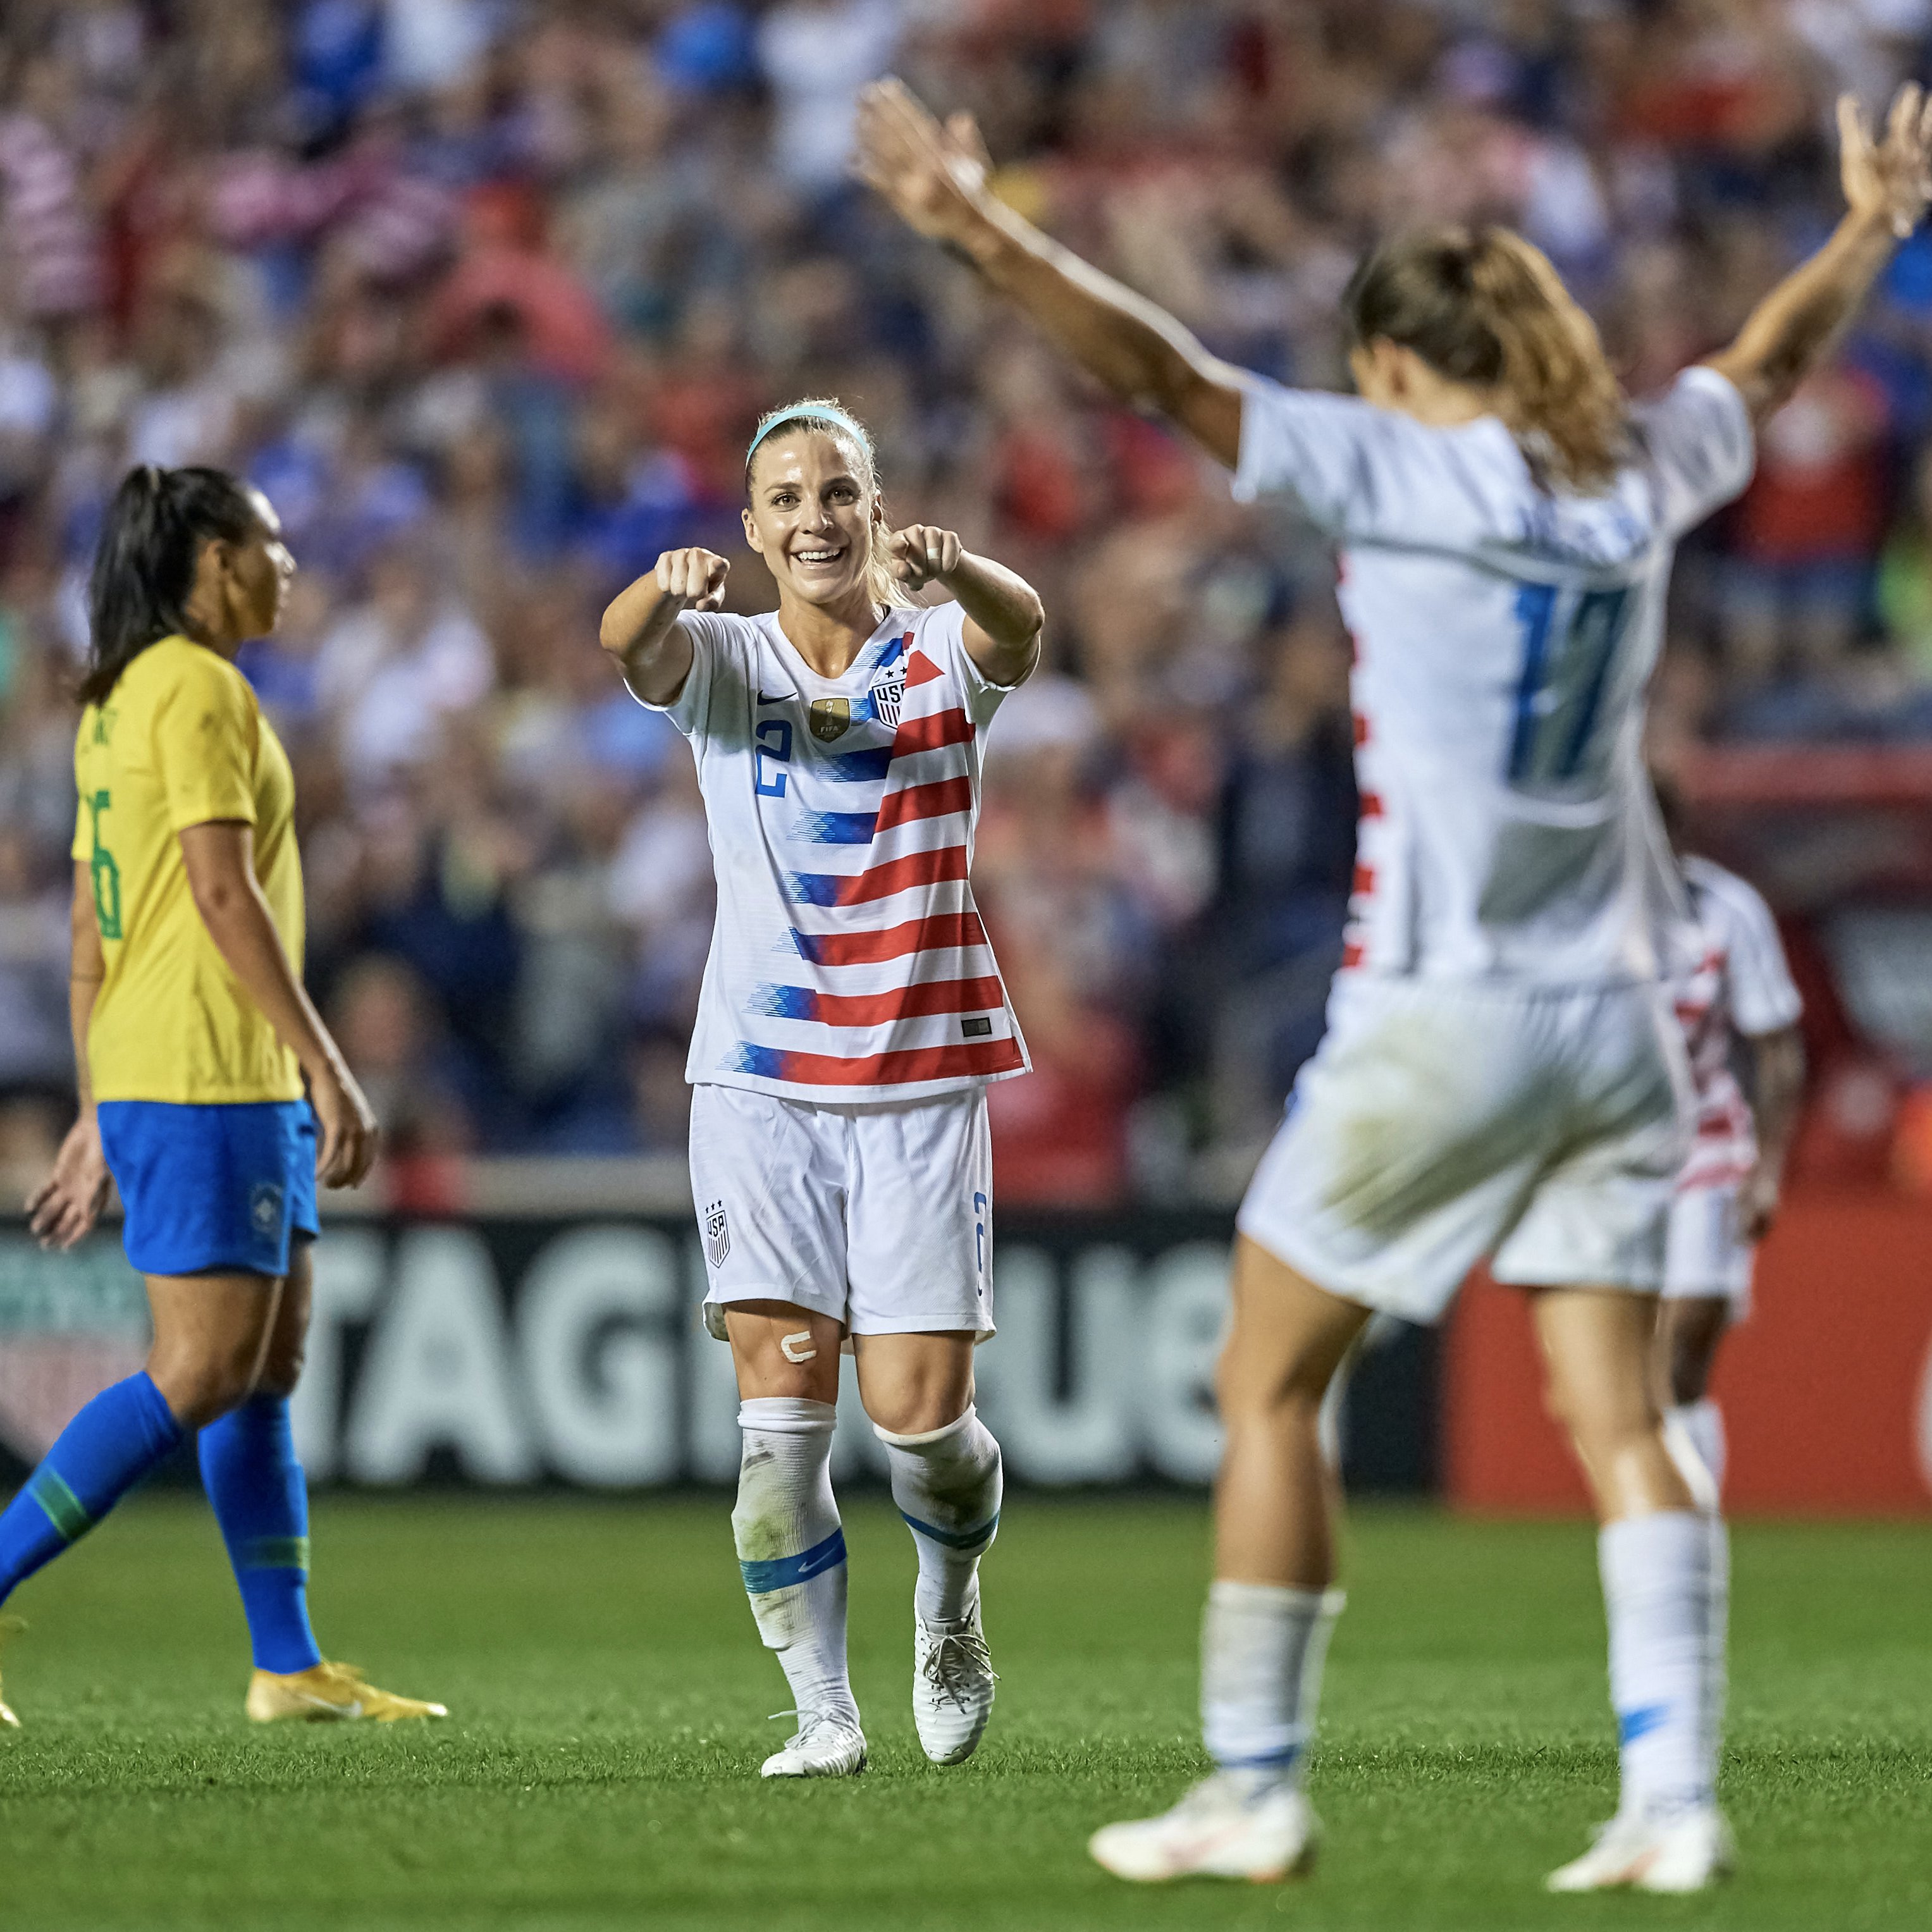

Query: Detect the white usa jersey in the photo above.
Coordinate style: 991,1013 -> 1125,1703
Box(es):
1672,854 -> 1802,1192
649,600 -> 1029,1101
1236,365 -> 1756,983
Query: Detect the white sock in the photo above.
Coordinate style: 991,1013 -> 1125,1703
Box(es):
1668,1399 -> 1727,1496
874,1406 -> 1002,1623
732,1398 -> 857,1726
1599,1510 -> 1724,1818
1200,1580 -> 1345,1785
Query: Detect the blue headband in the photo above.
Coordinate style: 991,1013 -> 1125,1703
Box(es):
746,403 -> 870,467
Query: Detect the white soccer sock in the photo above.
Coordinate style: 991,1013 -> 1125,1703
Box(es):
1668,1399 -> 1727,1496
873,1406 -> 1002,1623
1200,1580 -> 1345,1785
1599,1510 -> 1724,1819
732,1398 -> 857,1726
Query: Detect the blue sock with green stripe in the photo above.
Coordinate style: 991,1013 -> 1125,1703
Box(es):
875,1405 -> 1002,1623
199,1394 -> 323,1674
732,1398 -> 857,1726
0,1372 -> 183,1607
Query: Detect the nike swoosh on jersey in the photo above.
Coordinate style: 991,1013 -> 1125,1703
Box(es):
757,688 -> 796,705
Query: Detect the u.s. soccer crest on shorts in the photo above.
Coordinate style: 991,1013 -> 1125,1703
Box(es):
867,662 -> 904,729
704,1199 -> 730,1268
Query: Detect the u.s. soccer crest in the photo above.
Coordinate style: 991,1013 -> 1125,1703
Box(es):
808,698 -> 851,742
704,1199 -> 730,1267
868,664 -> 904,728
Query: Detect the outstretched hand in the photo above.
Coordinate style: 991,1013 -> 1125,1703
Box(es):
852,79 -> 994,249
1841,83 -> 1932,238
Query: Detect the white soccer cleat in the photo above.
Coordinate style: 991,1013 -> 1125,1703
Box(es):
1089,1773 -> 1320,1883
913,1601 -> 997,1764
1546,1806 -> 1735,1893
759,1711 -> 867,1778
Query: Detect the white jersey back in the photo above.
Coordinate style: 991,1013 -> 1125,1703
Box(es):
1672,854 -> 1802,1191
1236,366 -> 1756,983
649,600 -> 1028,1101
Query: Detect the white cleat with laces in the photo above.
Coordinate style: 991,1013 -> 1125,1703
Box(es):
1089,1771 -> 1320,1883
913,1600 -> 997,1764
759,1710 -> 868,1778
1546,1805 -> 1735,1893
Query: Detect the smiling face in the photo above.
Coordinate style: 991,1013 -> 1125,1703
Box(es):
742,429 -> 882,615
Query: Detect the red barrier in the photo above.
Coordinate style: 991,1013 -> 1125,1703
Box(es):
1444,1190 -> 1932,1515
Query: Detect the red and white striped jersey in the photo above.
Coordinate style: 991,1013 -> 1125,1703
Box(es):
1672,854 -> 1802,1192
1235,366 -> 1755,984
648,601 -> 1030,1101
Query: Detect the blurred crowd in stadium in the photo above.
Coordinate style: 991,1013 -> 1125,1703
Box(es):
3,0 -> 1932,1205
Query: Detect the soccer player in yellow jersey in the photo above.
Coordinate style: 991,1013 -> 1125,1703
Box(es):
0,465 -> 443,1728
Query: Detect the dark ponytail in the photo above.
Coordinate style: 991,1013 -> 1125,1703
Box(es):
80,464 -> 262,706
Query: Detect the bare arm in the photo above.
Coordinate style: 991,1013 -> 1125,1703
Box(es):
1706,87 -> 1932,423
1738,1022 -> 1807,1243
854,79 -> 1246,469
599,547 -> 730,706
25,867 -> 111,1248
887,526 -> 1043,686
178,821 -> 378,1188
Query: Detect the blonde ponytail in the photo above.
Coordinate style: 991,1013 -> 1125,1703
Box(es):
1343,225 -> 1627,493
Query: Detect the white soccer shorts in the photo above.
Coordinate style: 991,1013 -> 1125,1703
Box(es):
687,1081 -> 995,1341
1236,974 -> 1690,1325
1660,1183 -> 1754,1312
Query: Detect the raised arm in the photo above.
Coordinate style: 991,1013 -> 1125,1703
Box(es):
600,547 -> 729,706
854,79 -> 1246,470
886,526 -> 1043,687
1705,86 -> 1932,424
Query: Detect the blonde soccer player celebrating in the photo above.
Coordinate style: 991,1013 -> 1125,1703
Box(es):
3,464 -> 442,1727
600,399 -> 1041,1778
858,78 -> 1932,1888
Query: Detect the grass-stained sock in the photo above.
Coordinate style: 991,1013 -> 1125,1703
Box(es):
733,1397 -> 856,1726
874,1406 -> 1002,1623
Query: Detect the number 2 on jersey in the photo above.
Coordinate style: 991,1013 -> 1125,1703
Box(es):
1506,583 -> 1631,792
86,788 -> 123,940
754,718 -> 792,797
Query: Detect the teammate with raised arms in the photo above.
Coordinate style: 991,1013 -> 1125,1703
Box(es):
600,398 -> 1042,1777
857,78 -> 1932,1889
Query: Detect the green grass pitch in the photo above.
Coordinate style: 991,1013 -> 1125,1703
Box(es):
1,1494 -> 1928,1931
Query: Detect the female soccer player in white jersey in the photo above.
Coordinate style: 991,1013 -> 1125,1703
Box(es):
858,78 -> 1932,1887
599,398 -> 1042,1778
1653,787 -> 1806,1498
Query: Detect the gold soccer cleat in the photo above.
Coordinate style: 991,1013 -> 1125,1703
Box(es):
0,1615 -> 23,1728
245,1659 -> 448,1724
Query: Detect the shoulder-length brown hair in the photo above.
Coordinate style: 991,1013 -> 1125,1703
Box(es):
1343,226 -> 1627,493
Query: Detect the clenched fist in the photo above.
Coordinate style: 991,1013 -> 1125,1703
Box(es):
655,548 -> 730,611
886,525 -> 962,594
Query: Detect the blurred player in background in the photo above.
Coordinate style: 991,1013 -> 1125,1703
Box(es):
858,78 -> 1932,1890
1654,781 -> 1806,1496
1,465 -> 443,1729
600,400 -> 1041,1778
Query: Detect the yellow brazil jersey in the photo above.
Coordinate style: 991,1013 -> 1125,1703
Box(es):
71,635 -> 305,1105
